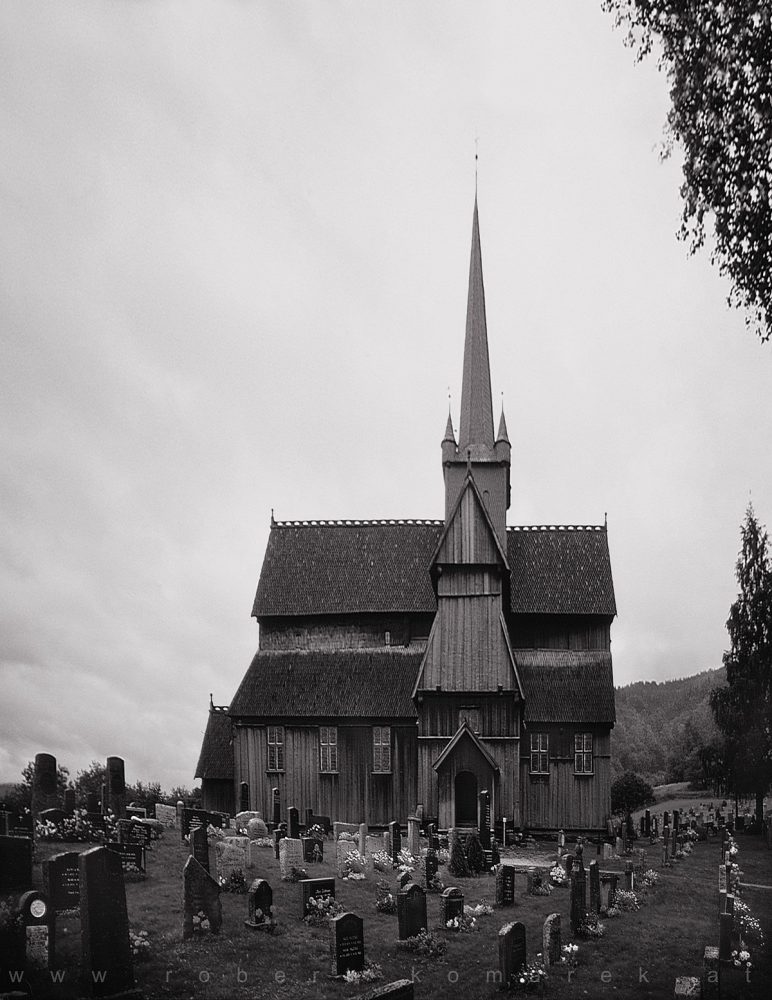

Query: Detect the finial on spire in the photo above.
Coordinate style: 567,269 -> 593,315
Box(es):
474,135 -> 479,194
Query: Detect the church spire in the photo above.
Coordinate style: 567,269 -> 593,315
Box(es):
458,197 -> 495,451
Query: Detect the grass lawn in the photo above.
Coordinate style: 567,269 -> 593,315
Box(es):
13,821 -> 772,1000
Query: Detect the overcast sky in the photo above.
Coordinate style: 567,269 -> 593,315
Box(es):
1,1 -> 770,793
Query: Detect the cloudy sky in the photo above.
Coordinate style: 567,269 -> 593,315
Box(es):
1,1 -> 770,793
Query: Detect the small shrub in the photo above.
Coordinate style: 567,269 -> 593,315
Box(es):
395,928 -> 447,957
448,837 -> 471,878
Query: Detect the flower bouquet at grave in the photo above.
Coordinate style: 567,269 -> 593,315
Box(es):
282,865 -> 307,883
509,957 -> 548,993
638,869 -> 659,889
35,819 -> 60,840
396,848 -> 418,875
303,894 -> 343,927
549,864 -> 569,887
191,910 -> 211,934
395,928 -> 447,957
465,901 -> 493,917
342,849 -> 367,880
445,913 -> 478,933
576,912 -> 605,938
123,862 -> 146,882
375,890 -> 397,914
561,943 -> 580,968
343,964 -> 383,985
254,836 -> 273,848
731,948 -> 752,971
426,872 -> 445,893
530,873 -> 552,896
371,850 -> 392,873
338,831 -> 357,842
129,929 -> 151,961
436,846 -> 450,866
219,869 -> 248,893
735,899 -> 765,949
613,889 -> 639,912
307,823 -> 325,841
207,823 -> 227,840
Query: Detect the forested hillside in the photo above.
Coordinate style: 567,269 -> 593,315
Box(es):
611,667 -> 725,785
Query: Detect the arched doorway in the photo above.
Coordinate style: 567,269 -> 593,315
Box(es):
454,770 -> 478,826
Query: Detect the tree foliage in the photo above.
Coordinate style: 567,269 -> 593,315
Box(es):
604,0 -> 772,342
611,771 -> 655,813
710,505 -> 772,823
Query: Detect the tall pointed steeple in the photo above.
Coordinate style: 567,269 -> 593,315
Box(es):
458,198 -> 495,451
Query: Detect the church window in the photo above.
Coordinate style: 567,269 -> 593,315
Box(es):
385,630 -> 391,646
319,726 -> 338,772
372,726 -> 391,772
530,733 -> 548,774
267,726 -> 284,771
574,733 -> 593,774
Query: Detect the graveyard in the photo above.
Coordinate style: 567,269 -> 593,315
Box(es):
1,760 -> 771,999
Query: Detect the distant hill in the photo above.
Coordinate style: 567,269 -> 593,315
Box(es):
611,667 -> 726,785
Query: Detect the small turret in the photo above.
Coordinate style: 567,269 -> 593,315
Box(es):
495,407 -> 511,464
442,411 -> 457,464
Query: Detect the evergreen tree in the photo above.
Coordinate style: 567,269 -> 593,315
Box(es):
710,505 -> 772,825
447,834 -> 471,878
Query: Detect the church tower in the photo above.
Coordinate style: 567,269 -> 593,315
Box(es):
414,198 -> 522,830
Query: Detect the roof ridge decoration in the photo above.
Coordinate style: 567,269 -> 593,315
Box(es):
508,524 -> 607,532
271,518 -> 446,528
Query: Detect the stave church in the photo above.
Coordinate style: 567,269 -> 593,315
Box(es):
196,197 -> 616,834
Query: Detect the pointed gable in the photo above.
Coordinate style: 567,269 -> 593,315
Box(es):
432,720 -> 500,772
432,474 -> 508,570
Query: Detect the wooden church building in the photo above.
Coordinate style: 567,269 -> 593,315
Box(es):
198,198 -> 616,833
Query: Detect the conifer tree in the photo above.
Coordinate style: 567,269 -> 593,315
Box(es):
710,505 -> 772,825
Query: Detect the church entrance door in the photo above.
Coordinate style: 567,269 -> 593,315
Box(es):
454,770 -> 478,826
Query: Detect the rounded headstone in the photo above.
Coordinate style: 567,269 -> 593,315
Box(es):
247,817 -> 268,840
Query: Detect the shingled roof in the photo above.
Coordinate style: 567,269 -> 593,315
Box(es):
229,649 -> 422,719
194,706 -> 234,780
252,521 -> 615,618
515,650 -> 616,724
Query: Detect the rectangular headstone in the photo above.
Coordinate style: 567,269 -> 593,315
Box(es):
301,876 -> 336,918
183,855 -> 222,939
702,946 -> 720,1000
329,912 -> 365,976
495,863 -> 515,906
499,921 -> 526,989
589,861 -> 601,914
440,886 -> 464,925
190,824 -> 209,873
154,804 -> 176,828
43,851 -> 81,913
570,867 -> 586,935
355,981 -> 414,1000
406,817 -> 420,857
245,878 -> 274,930
79,846 -> 135,996
397,883 -> 427,940
104,841 -> 146,877
543,912 -> 561,966
215,839 -> 248,884
279,837 -> 304,879
0,834 -> 33,889
288,806 -> 300,840
389,821 -> 402,862
365,834 -> 383,857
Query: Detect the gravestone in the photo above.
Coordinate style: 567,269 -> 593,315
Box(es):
190,824 -> 209,873
389,821 -> 402,862
359,822 -> 369,856
674,977 -> 701,998
644,809 -> 651,836
0,834 -> 33,888
337,840 -> 363,877
104,842 -> 145,878
543,912 -> 561,966
245,878 -> 274,930
86,792 -> 101,814
79,846 -> 135,996
478,790 -> 491,849
702,946 -> 720,1000
19,890 -> 53,969
673,809 -> 680,832
288,806 -> 300,840
39,807 -> 67,828
106,756 -> 126,819
496,863 -> 515,906
279,837 -> 304,878
333,821 -> 360,841
215,839 -> 248,884
624,861 -> 635,891
718,912 -> 732,962
589,861 -> 601,914
125,806 -> 146,820
272,787 -> 280,827
424,848 -> 439,888
154,803 -> 176,828
235,810 -> 261,833
570,866 -> 586,935
399,871 -> 412,889
32,752 -> 59,817
301,876 -> 336,918
499,921 -> 526,989
247,817 -> 268,840
406,816 -> 420,857
563,853 -> 574,875
64,789 -> 76,815
365,834 -> 383,857
273,826 -> 285,860
397,882 -> 427,940
305,808 -> 314,832
356,982 -> 414,1000
44,851 -> 81,914
440,886 -> 464,925
180,807 -> 209,839
240,782 -> 250,813
183,855 -> 222,939
118,820 -> 152,849
330,912 -> 365,977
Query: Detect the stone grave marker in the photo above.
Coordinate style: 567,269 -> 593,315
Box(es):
9,812 -> 34,839
44,851 -> 81,914
235,810 -> 261,833
19,890 -> 54,970
478,790 -> 491,849
589,861 -> 601,913
104,841 -> 145,878
399,870 -> 412,889
272,787 -> 281,827
424,848 -> 439,889
570,866 -> 586,935
389,821 -> 402,862
245,878 -> 274,930
703,946 -> 720,1000
499,921 -> 526,989
190,824 -> 209,873
330,912 -> 365,977
301,876 -> 336,918
288,806 -> 300,840
365,834 -> 383,857
624,861 -> 634,891
356,982 -> 414,1000
333,821 -> 359,841
405,817 -> 419,857
183,855 -> 222,939
543,912 -> 561,966
106,756 -> 126,819
495,863 -> 515,906
32,753 -> 59,817
279,837 -> 304,879
358,822 -> 368,856
118,819 -> 152,849
180,807 -> 207,839
440,886 -> 464,926
674,976 -> 701,998
240,782 -> 250,813
154,803 -> 176,828
397,882 -> 427,940
125,806 -> 146,820
273,825 -> 285,860
0,834 -> 33,888
247,816 -> 268,840
216,838 -> 248,884
79,846 -> 135,995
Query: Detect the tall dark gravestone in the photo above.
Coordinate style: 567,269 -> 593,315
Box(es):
240,782 -> 250,812
389,821 -> 402,862
44,851 -> 81,914
397,883 -> 426,940
495,863 -> 515,907
330,912 -> 365,977
478,790 -> 491,849
64,788 -> 76,815
106,757 -> 126,819
570,866 -> 586,935
499,921 -> 526,988
190,824 -> 210,873
79,846 -> 135,997
288,806 -> 300,840
183,856 -> 222,939
272,787 -> 281,827
589,861 -> 601,914
0,834 -> 33,889
86,791 -> 100,814
32,752 -> 59,817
